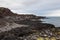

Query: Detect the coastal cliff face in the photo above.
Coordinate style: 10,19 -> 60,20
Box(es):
0,7 -> 13,17
0,7 -> 55,32
0,7 -> 59,40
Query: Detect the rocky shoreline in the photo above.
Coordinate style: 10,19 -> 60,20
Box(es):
0,7 -> 60,40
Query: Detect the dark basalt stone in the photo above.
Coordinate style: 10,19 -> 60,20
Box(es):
0,7 -> 56,40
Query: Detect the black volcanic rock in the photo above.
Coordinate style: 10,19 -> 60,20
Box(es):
0,7 -> 14,17
0,7 -> 55,29
0,7 -> 55,30
0,7 -> 57,40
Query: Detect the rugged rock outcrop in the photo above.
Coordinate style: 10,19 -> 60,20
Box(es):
0,7 -> 57,40
0,7 -> 13,16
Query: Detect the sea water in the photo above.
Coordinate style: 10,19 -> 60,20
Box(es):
42,17 -> 60,27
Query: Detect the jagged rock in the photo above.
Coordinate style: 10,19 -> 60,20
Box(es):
0,7 -> 57,40
0,7 -> 13,17
0,7 -> 55,32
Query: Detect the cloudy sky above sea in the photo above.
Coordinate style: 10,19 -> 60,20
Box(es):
0,0 -> 60,16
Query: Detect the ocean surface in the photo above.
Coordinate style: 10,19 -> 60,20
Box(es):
42,17 -> 60,27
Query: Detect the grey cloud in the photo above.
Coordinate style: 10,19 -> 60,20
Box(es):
0,0 -> 60,16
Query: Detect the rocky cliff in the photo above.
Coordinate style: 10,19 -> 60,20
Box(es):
0,7 -> 58,40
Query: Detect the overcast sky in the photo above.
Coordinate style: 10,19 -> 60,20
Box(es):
0,0 -> 60,16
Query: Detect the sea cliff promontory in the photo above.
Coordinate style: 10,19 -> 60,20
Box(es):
0,7 -> 59,40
